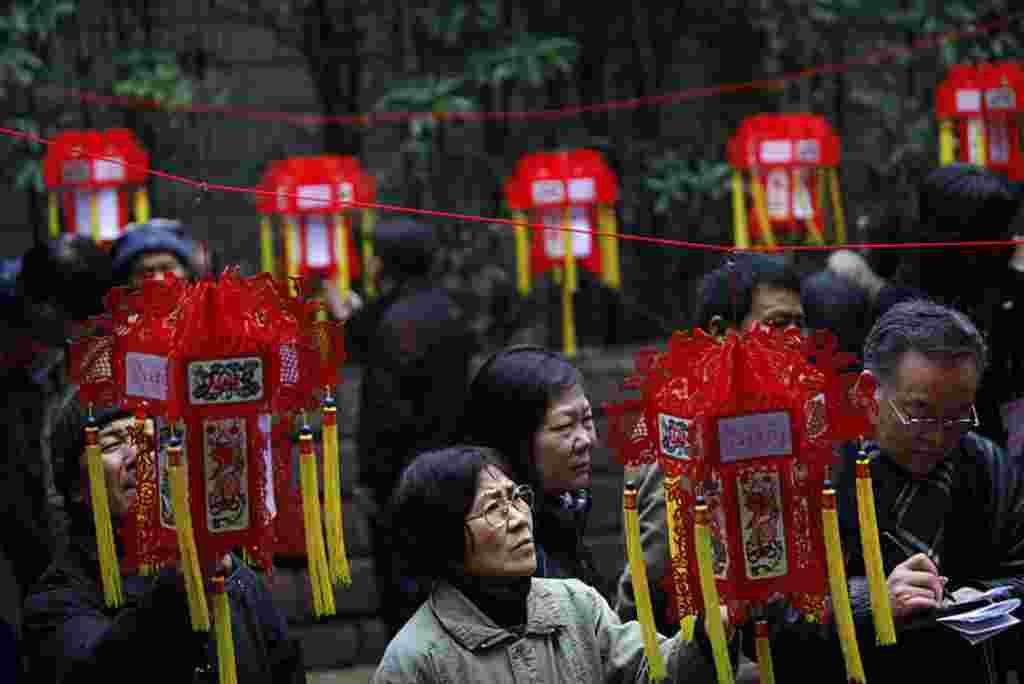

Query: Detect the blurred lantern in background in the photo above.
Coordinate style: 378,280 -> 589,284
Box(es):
727,114 -> 846,248
258,156 -> 377,298
43,128 -> 151,244
936,62 -> 1024,180
503,149 -> 620,358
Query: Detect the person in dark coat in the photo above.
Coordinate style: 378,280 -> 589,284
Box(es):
21,399 -> 304,684
109,219 -> 198,288
330,218 -> 476,636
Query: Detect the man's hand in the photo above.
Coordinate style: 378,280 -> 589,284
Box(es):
827,250 -> 886,300
887,553 -> 948,620
324,286 -> 364,322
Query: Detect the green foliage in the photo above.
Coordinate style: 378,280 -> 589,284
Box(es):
644,154 -> 731,215
112,49 -> 195,106
467,34 -> 578,87
426,0 -> 500,46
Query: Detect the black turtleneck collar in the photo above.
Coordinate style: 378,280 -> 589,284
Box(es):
447,572 -> 532,631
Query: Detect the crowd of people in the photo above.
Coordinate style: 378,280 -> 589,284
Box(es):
1,161 -> 1024,683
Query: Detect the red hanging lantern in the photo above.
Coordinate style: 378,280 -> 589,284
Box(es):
727,114 -> 845,248
936,62 -> 1024,180
503,149 -> 620,357
42,129 -> 151,243
258,156 -> 377,297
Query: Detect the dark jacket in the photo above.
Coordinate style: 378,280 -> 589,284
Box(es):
22,520 -> 304,684
533,496 -> 607,598
752,433 -> 1024,683
347,278 -> 475,502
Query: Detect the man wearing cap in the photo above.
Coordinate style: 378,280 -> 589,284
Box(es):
110,219 -> 198,288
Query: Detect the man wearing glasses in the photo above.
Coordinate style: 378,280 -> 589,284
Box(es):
761,299 -> 1024,683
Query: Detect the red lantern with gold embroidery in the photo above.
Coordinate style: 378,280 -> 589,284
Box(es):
936,62 -> 1024,180
42,129 -> 151,243
727,114 -> 846,248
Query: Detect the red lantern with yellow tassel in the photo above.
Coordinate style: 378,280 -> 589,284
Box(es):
607,326 -> 881,684
257,156 -> 376,297
69,271 -> 350,684
936,62 -> 1024,179
42,128 -> 151,243
503,149 -> 621,358
727,114 -> 845,248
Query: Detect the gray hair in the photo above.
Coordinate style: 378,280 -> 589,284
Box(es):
863,299 -> 988,386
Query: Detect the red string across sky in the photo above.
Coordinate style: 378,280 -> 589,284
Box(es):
37,12 -> 1024,128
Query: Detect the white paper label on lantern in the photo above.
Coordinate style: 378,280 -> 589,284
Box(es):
795,139 -> 821,163
259,414 -> 276,519
156,418 -> 185,530
531,179 -> 565,206
62,159 -> 91,184
337,182 -> 354,205
989,120 -> 1011,165
73,189 -> 120,240
304,215 -> 331,269
717,411 -> 793,463
766,170 -> 790,220
987,87 -> 1016,111
792,170 -> 814,220
94,157 -> 126,182
567,177 -> 596,203
738,469 -> 788,580
188,357 -> 264,405
203,417 -> 250,533
296,184 -> 332,210
125,352 -> 169,400
541,207 -> 592,259
657,413 -> 694,461
957,89 -> 982,113
760,139 -> 792,164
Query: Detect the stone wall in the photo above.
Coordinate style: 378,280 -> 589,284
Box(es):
274,343 -> 646,669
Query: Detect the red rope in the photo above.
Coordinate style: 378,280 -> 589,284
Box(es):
7,124 -> 1024,254
35,12 -> 1022,128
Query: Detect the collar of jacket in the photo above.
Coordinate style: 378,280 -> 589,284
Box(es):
429,579 -> 567,651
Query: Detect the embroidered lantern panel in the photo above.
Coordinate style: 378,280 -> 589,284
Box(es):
936,62 -> 1024,180
42,129 -> 150,243
727,114 -> 845,247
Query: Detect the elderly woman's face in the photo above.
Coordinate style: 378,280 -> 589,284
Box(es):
463,466 -> 537,578
532,384 -> 596,494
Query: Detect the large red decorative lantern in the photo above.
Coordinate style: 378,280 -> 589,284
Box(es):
503,149 -> 620,357
607,327 -> 884,684
936,62 -> 1024,180
42,129 -> 150,243
258,156 -> 377,297
727,114 -> 846,248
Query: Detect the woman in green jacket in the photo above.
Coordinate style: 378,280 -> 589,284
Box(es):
372,445 -> 738,684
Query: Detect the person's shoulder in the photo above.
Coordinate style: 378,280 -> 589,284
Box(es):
959,431 -> 1008,469
532,576 -> 603,609
374,603 -> 443,680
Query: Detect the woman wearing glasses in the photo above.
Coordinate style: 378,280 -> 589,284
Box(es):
372,445 -> 735,684
459,346 -> 604,591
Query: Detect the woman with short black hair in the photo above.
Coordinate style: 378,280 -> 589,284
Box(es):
375,445 -> 734,684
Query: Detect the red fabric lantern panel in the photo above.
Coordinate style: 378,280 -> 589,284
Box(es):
43,129 -> 149,242
936,63 -> 1024,180
503,149 -> 618,278
727,115 -> 840,241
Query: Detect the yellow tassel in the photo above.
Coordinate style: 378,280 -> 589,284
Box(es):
134,188 -> 150,223
169,438 -> 211,631
334,213 -> 352,299
749,175 -> 777,248
939,119 -> 956,166
822,486 -> 866,683
85,417 -> 124,607
754,621 -> 776,684
284,218 -> 301,297
731,172 -> 750,249
260,216 -> 276,277
694,500 -> 734,684
48,192 -> 61,238
512,210 -> 531,297
663,476 -> 696,640
212,577 -> 238,684
855,458 -> 896,645
299,426 -> 336,618
562,207 -> 578,293
967,118 -> 987,167
624,483 -> 667,681
89,191 -> 100,243
598,205 -> 621,290
361,209 -> 377,299
828,169 -> 847,245
561,271 -> 577,359
321,398 -> 352,588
